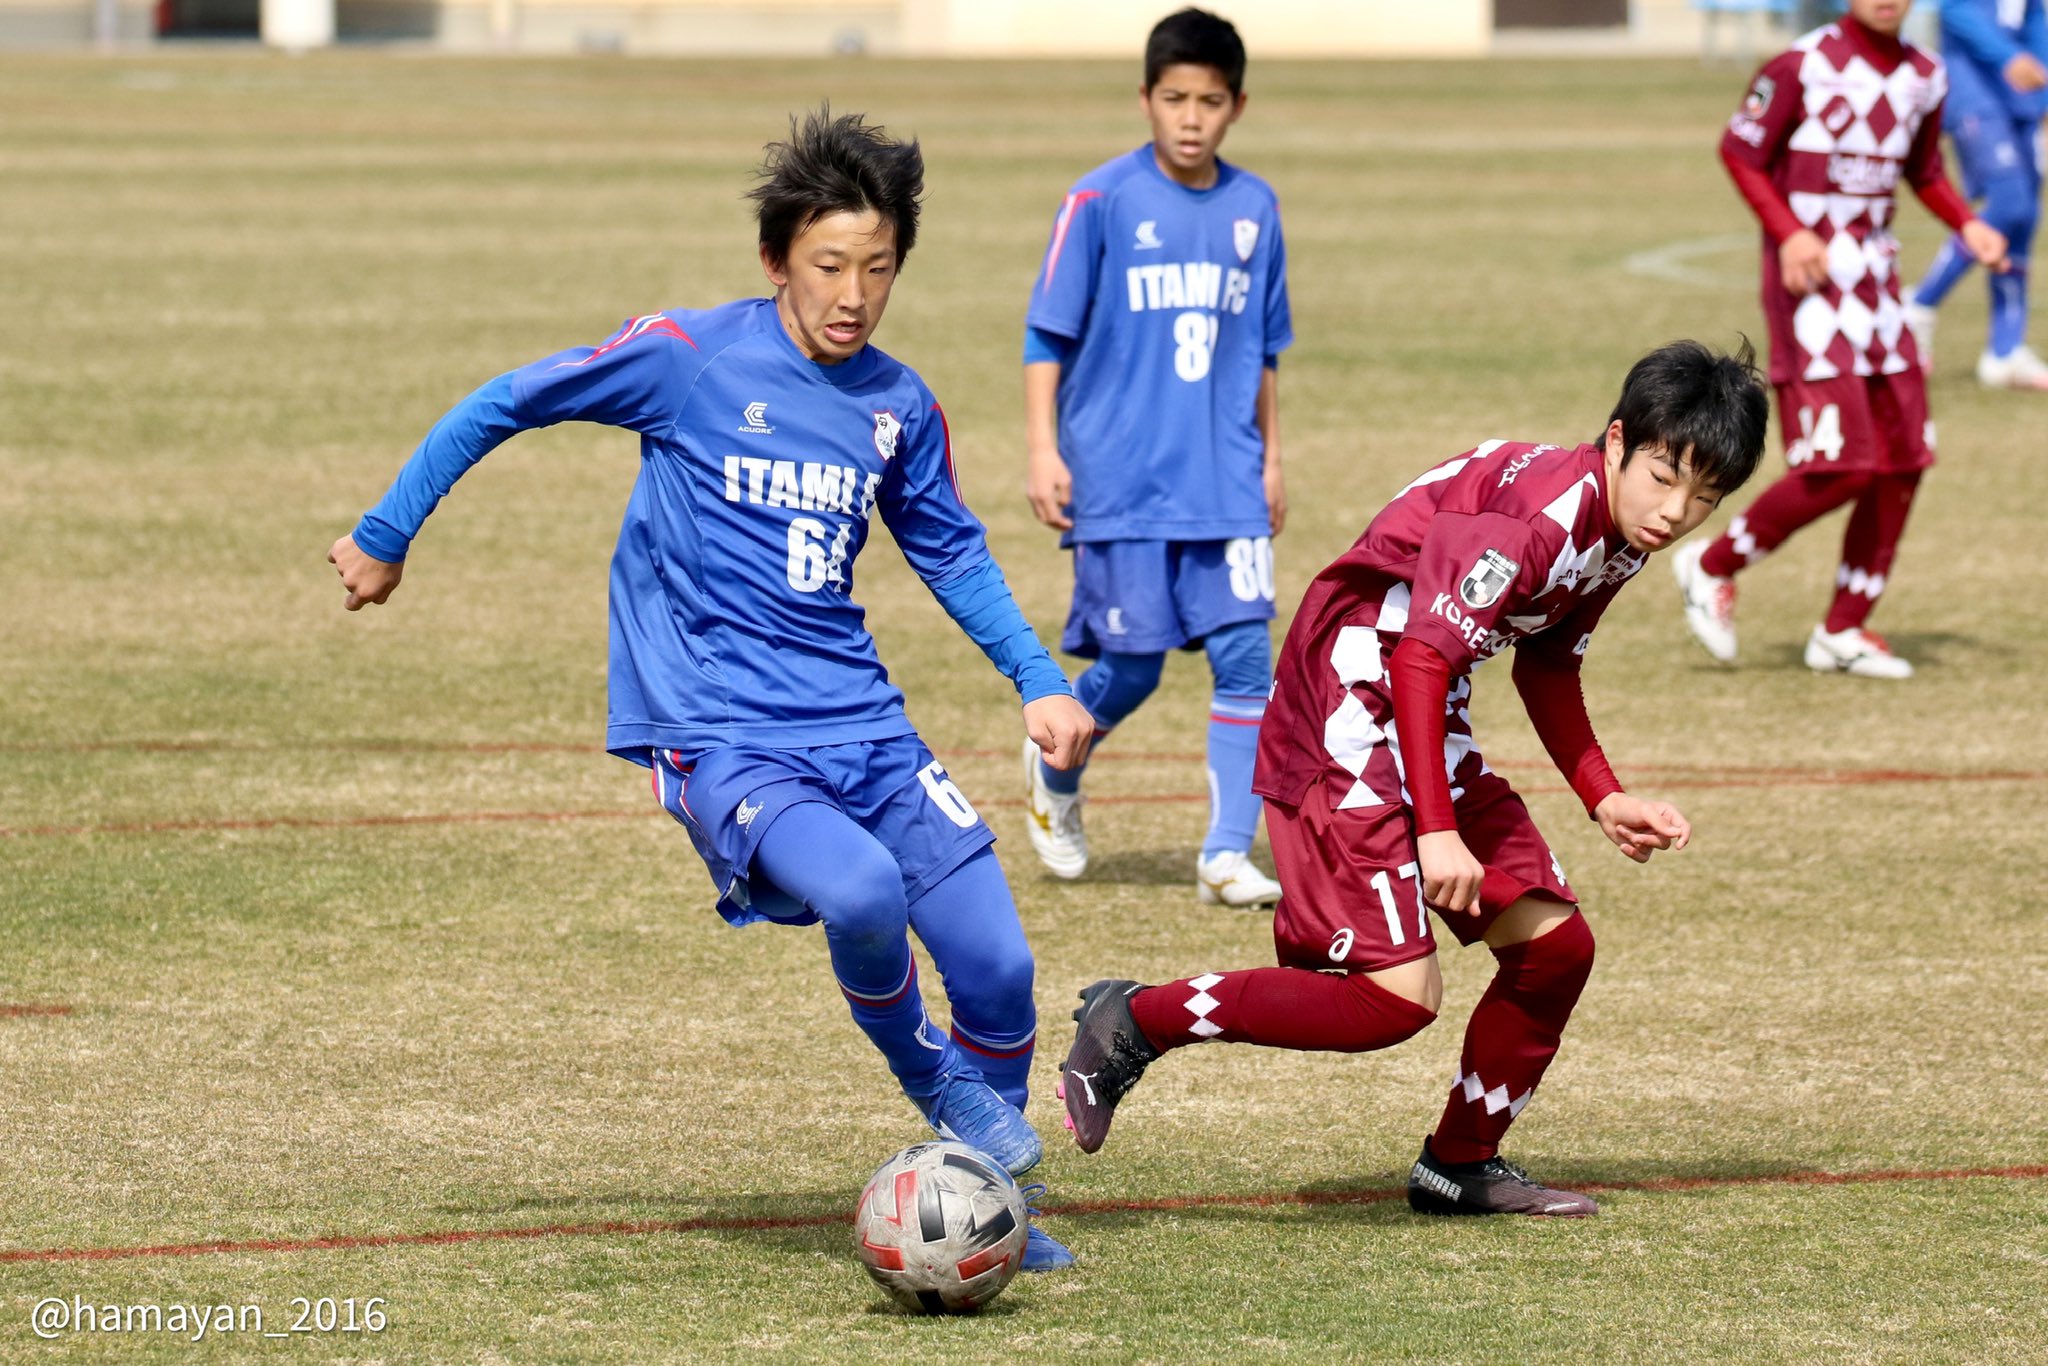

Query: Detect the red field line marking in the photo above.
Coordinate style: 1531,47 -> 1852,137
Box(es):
0,740 -> 598,755
0,810 -> 654,839
0,1004 -> 73,1018
8,739 -> 2040,788
4,765 -> 2043,840
0,797 -> 1218,839
4,1164 -> 2042,1264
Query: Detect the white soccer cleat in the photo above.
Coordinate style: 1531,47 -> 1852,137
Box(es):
1022,738 -> 1088,879
1975,345 -> 2048,391
1804,625 -> 1914,679
1671,540 -> 1738,664
1903,299 -> 1936,371
1195,850 -> 1281,909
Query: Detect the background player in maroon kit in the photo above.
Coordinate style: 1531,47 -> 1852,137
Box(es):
1057,342 -> 1767,1215
1673,0 -> 2008,680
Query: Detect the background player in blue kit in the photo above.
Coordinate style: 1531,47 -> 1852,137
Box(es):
1907,0 -> 2048,388
1021,7 -> 1292,908
327,108 -> 1095,1271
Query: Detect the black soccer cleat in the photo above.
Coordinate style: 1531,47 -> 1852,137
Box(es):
1056,979 -> 1161,1154
1407,1136 -> 1598,1217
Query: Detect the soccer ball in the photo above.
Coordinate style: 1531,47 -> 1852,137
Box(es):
852,1140 -> 1029,1314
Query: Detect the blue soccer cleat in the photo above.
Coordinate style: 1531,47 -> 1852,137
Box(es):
1017,1184 -> 1076,1272
918,1074 -> 1043,1177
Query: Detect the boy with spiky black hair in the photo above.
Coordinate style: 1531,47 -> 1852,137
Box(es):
329,107 -> 1094,1270
1021,7 -> 1293,908
1060,341 -> 1767,1218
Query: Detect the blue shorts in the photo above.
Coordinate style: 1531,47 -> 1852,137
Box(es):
646,737 -> 996,927
1951,107 -> 2041,199
1061,537 -> 1278,657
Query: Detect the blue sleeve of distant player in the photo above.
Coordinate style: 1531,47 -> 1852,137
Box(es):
1024,189 -> 1106,341
1022,326 -> 1076,365
353,372 -> 526,562
507,314 -> 695,435
1943,0 -> 2027,70
2027,0 -> 2048,63
1263,209 -> 1294,359
880,402 -> 1072,703
352,316 -> 694,562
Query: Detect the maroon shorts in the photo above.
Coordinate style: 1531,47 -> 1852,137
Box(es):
1776,371 -> 1932,476
1266,771 -> 1576,973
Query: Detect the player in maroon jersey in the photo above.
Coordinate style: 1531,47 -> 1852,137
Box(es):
1673,0 -> 2009,679
1056,341 -> 1768,1216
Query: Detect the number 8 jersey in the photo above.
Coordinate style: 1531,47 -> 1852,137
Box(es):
1027,146 -> 1293,545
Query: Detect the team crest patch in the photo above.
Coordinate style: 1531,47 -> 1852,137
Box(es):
1458,549 -> 1519,609
1233,217 -> 1259,262
872,409 -> 901,461
1742,74 -> 1775,118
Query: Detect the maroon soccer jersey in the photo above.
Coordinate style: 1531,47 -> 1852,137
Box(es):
1721,20 -> 1961,386
1256,441 -> 1644,816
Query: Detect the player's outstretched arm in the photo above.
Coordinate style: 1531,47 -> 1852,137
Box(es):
328,534 -> 404,611
1591,792 -> 1690,864
1024,694 -> 1095,771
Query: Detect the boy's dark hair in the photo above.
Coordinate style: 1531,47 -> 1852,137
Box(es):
1606,339 -> 1768,492
1144,7 -> 1247,94
748,106 -> 924,269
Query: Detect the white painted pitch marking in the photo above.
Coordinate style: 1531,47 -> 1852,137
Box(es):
1623,233 -> 1756,290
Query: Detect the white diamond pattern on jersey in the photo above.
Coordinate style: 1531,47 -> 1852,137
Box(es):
1324,586 -> 1407,812
1322,582 -> 1487,814
1184,973 -> 1226,1039
1453,1067 -> 1533,1119
1778,33 -> 1943,380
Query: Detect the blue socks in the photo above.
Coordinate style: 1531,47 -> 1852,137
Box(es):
1204,692 -> 1266,857
749,801 -> 956,1104
1040,650 -> 1163,795
1914,233 -> 1973,309
907,850 -> 1038,1108
1916,157 -> 2039,358
1991,259 -> 2031,358
1202,622 -> 1272,858
1040,629 -> 1273,856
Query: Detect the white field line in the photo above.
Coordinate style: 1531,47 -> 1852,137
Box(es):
1624,232 -> 1756,290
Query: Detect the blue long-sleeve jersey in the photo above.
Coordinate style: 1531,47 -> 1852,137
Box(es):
1941,0 -> 2048,122
354,297 -> 1071,761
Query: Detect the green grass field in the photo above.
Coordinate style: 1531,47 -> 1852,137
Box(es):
2,49 -> 2044,1363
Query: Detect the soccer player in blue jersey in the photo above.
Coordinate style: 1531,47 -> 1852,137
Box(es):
1907,0 -> 2048,388
1020,7 -> 1292,909
327,108 -> 1095,1272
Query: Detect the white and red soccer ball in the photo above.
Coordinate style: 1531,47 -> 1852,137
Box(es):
852,1140 -> 1028,1313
